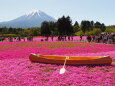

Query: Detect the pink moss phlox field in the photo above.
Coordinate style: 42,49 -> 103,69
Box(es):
0,41 -> 115,86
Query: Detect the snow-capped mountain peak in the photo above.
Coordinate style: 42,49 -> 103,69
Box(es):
25,10 -> 43,16
24,10 -> 53,19
0,10 -> 56,28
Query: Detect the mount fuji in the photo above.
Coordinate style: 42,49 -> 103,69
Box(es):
0,10 -> 56,28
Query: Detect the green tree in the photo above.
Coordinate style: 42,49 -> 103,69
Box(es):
100,23 -> 106,32
41,21 -> 51,37
9,27 -> 13,34
31,27 -> 41,36
90,21 -> 94,31
57,16 -> 74,36
73,21 -> 80,33
80,21 -> 87,34
74,21 -> 79,27
22,29 -> 33,37
49,22 -> 56,36
80,20 -> 92,34
94,21 -> 101,28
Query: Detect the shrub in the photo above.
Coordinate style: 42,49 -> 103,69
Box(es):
0,34 -> 17,37
105,28 -> 115,32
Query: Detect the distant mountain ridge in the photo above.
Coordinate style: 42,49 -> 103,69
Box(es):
0,10 -> 56,28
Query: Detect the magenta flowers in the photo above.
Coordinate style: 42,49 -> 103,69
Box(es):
0,41 -> 115,86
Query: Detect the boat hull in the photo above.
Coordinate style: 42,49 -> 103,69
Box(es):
29,54 -> 112,65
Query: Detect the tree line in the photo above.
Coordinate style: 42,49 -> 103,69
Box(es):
0,15 -> 106,37
41,16 -> 106,37
0,27 -> 41,37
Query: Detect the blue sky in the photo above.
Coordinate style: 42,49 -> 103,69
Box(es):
0,0 -> 115,26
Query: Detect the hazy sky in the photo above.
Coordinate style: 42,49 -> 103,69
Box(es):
0,0 -> 115,25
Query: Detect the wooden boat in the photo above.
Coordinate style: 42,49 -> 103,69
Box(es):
29,53 -> 112,65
